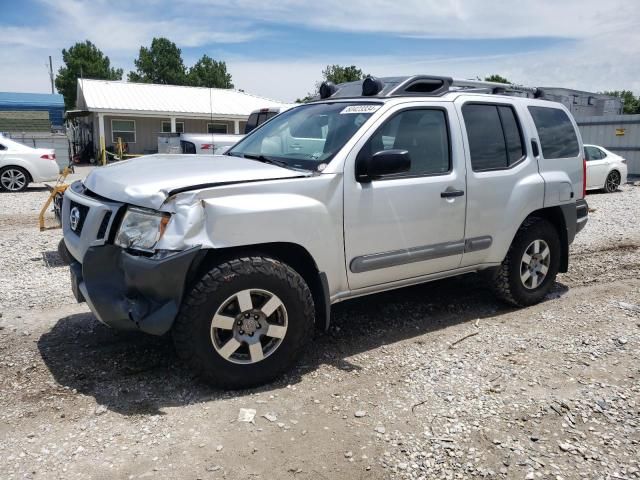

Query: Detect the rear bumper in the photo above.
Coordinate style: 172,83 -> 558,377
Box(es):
576,198 -> 588,234
30,159 -> 60,183
70,245 -> 200,335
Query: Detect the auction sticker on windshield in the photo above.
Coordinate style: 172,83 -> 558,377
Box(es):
340,105 -> 381,114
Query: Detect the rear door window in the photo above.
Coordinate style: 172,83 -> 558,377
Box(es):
462,104 -> 525,171
528,106 -> 580,159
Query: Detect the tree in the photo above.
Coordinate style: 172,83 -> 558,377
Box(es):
322,64 -> 366,84
128,37 -> 187,85
296,64 -> 367,102
484,74 -> 510,84
55,40 -> 123,110
603,90 -> 640,114
187,55 -> 233,88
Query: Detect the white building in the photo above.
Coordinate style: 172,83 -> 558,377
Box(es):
71,79 -> 285,155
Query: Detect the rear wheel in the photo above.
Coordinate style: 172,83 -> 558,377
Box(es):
491,218 -> 561,307
604,170 -> 620,193
0,166 -> 29,192
172,256 -> 315,389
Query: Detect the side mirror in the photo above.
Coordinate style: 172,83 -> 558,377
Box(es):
356,149 -> 411,182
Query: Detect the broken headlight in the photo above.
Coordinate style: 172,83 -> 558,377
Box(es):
114,207 -> 170,251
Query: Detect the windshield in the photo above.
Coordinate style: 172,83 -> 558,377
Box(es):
228,102 -> 381,171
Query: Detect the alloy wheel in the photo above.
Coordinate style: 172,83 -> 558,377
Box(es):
0,168 -> 27,191
605,171 -> 620,193
210,288 -> 288,364
520,239 -> 551,290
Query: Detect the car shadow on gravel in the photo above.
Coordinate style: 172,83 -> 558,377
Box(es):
37,273 -> 569,415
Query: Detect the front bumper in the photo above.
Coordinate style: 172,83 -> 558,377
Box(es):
70,245 -> 200,335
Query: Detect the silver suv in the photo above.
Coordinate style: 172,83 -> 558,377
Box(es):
62,75 -> 588,389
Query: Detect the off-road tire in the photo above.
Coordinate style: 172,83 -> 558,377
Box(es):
491,217 -> 561,307
172,256 -> 315,389
57,238 -> 72,265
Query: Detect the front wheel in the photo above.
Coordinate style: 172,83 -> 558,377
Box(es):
491,218 -> 561,307
604,170 -> 621,193
173,256 -> 315,389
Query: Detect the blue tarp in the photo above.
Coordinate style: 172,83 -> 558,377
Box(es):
0,91 -> 65,127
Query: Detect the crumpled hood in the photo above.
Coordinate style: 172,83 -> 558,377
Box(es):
83,154 -> 308,209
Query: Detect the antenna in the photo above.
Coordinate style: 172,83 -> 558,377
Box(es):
48,56 -> 54,94
209,87 -> 214,155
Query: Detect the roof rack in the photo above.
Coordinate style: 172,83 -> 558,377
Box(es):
317,75 -> 544,100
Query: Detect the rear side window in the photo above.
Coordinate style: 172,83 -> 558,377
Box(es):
180,140 -> 196,154
528,106 -> 580,159
584,146 -> 605,161
244,113 -> 259,134
462,104 -> 525,171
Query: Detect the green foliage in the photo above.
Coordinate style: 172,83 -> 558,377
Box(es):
296,64 -> 368,103
484,74 -> 510,84
128,37 -> 187,85
55,40 -> 123,110
603,90 -> 640,114
322,64 -> 367,84
187,55 -> 233,88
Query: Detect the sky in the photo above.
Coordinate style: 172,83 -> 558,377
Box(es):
0,0 -> 639,103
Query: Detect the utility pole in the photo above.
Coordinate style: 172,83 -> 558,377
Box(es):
48,56 -> 54,94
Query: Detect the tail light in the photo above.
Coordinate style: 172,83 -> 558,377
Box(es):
582,158 -> 587,197
40,153 -> 56,161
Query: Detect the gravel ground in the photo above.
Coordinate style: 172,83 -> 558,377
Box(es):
0,180 -> 639,479
0,167 -> 91,311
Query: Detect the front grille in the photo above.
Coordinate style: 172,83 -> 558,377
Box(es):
96,211 -> 112,240
69,201 -> 89,236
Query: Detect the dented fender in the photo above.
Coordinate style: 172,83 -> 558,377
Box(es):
155,174 -> 348,296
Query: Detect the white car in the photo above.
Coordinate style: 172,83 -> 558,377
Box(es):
180,133 -> 244,155
0,135 -> 60,192
584,144 -> 628,193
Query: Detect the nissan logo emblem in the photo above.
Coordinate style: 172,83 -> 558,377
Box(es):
69,206 -> 81,232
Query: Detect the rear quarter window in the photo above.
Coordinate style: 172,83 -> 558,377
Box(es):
528,106 -> 580,159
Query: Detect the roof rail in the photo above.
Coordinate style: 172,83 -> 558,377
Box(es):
450,78 -> 542,97
317,75 -> 544,99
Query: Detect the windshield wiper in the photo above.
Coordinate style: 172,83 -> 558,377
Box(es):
236,153 -> 290,169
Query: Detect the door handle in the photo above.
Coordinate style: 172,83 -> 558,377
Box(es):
441,189 -> 465,198
531,139 -> 540,157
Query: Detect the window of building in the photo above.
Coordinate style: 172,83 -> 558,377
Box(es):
462,104 -> 525,171
528,106 -> 580,159
161,121 -> 184,133
207,123 -> 228,134
111,119 -> 136,143
361,108 -> 450,177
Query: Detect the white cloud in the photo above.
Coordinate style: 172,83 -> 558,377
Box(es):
184,0 -> 639,39
0,0 -> 638,102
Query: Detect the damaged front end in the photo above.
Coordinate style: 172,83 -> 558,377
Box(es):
70,245 -> 201,335
62,178 -> 206,336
